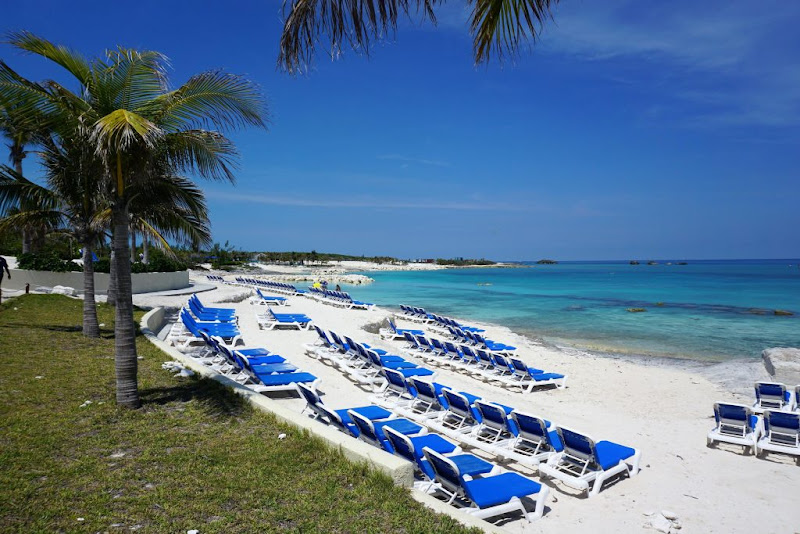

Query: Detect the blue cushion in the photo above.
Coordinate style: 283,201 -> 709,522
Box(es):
548,430 -> 564,451
244,355 -> 286,365
532,372 -> 565,381
383,361 -> 418,370
409,435 -> 458,459
335,405 -> 392,425
448,454 -> 494,476
237,348 -> 271,356
594,440 -> 636,470
253,363 -> 298,374
373,419 -> 423,439
258,372 -> 317,386
463,473 -> 541,508
397,368 -> 434,377
460,392 -> 481,405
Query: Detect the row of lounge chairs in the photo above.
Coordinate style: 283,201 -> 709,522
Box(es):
234,277 -> 307,296
307,287 -> 374,310
296,382 -> 550,522
167,296 -> 320,393
304,326 -> 435,386
168,295 -> 244,349
255,307 -> 312,330
708,402 -> 800,461
708,381 -> 800,462
206,274 -> 228,283
370,368 -> 639,498
249,288 -> 289,306
399,331 -> 566,391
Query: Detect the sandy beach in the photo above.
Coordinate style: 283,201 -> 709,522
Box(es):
138,269 -> 799,534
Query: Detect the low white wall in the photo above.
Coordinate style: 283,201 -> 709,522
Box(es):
4,269 -> 189,294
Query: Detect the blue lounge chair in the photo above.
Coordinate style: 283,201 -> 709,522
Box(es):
507,357 -> 567,391
348,410 -> 426,450
507,411 -> 563,466
756,410 -> 800,462
251,289 -> 289,306
422,448 -> 549,522
296,383 -> 393,436
380,318 -> 425,340
707,402 -> 761,454
753,382 -> 792,413
538,426 -> 641,497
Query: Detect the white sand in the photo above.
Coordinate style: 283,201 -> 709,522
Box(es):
144,273 -> 799,533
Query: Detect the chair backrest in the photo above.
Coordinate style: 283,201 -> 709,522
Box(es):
296,382 -> 322,409
511,411 -> 552,447
509,357 -> 530,375
383,368 -> 411,394
403,332 -> 418,347
430,338 -> 445,352
348,410 -> 382,447
388,318 -> 398,332
556,426 -> 598,465
366,349 -> 384,368
383,426 -> 418,464
474,348 -> 494,366
415,335 -> 431,349
763,410 -> 800,448
474,400 -> 514,435
344,336 -> 360,354
408,378 -> 441,406
313,325 -> 331,346
493,353 -> 514,371
441,390 -> 475,421
314,403 -> 353,436
755,382 -> 789,408
422,448 -> 464,496
328,331 -> 346,351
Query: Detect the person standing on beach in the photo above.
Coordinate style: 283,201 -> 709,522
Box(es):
0,256 -> 10,304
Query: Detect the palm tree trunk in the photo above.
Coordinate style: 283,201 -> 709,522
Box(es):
130,229 -> 136,262
82,241 -> 100,338
107,250 -> 117,307
142,237 -> 149,264
13,151 -> 32,254
112,200 -> 140,408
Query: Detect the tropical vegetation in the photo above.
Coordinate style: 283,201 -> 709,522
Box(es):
278,0 -> 558,73
0,32 -> 266,408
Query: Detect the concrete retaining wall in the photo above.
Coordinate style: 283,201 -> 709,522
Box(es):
4,269 -> 189,294
139,307 -> 498,533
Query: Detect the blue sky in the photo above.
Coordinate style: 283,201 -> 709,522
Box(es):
2,1 -> 799,260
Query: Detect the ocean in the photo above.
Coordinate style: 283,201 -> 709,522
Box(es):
350,260 -> 800,362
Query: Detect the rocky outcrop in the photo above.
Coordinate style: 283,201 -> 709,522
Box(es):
762,347 -> 800,385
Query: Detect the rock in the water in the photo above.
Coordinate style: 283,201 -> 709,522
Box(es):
762,347 -> 800,385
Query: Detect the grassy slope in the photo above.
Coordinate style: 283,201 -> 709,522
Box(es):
0,294 -> 476,533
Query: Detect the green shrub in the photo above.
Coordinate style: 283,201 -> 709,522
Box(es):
16,252 -> 82,272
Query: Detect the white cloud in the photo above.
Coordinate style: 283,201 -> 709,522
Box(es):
209,190 -> 528,212
539,0 -> 800,128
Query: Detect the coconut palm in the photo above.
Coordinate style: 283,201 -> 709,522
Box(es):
278,0 -> 558,73
0,129 -> 106,337
3,32 -> 266,408
0,94 -> 44,252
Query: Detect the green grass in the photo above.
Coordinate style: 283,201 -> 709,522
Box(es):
0,294 -> 477,533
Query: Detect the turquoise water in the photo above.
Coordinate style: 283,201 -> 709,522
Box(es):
349,260 -> 800,361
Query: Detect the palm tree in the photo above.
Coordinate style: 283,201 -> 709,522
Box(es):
0,124 -> 108,337
4,32 -> 266,408
278,0 -> 558,73
0,94 -> 43,252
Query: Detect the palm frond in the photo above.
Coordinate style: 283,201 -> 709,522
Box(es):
161,129 -> 238,182
145,70 -> 267,132
92,108 -> 163,153
0,164 -> 60,213
101,48 -> 169,111
0,208 -> 65,233
278,0 -> 440,74
7,31 -> 92,85
469,0 -> 556,64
